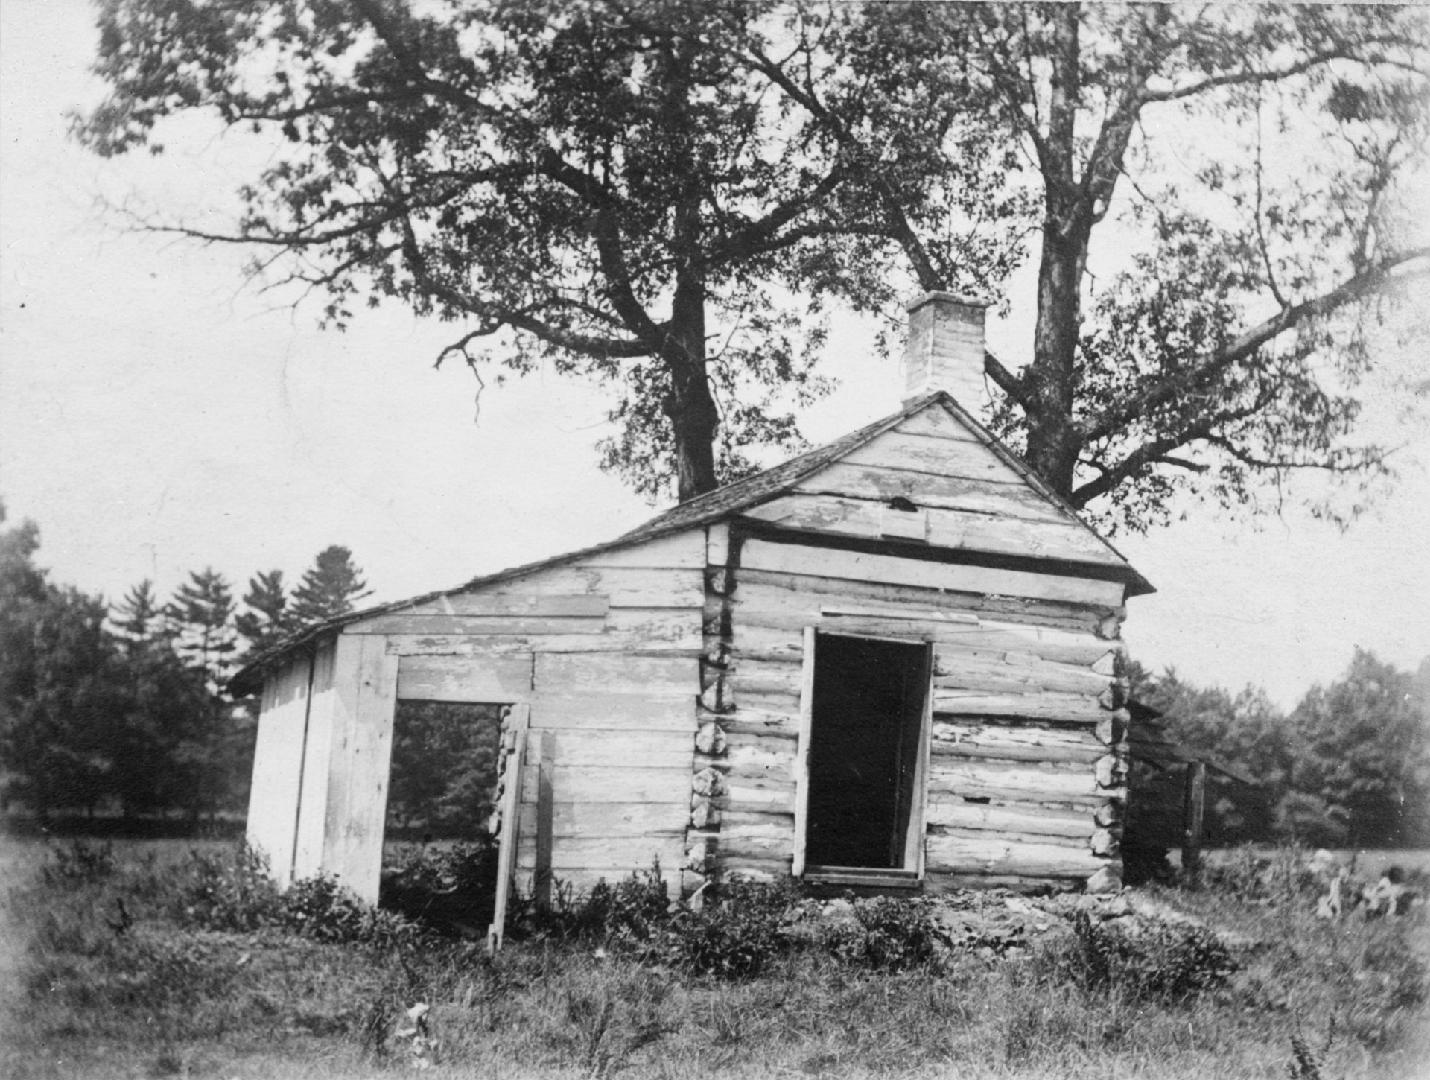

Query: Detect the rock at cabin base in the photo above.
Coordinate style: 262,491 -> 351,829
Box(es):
1085,866 -> 1122,894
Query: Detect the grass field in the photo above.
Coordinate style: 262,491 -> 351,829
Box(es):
3,835 -> 1427,1079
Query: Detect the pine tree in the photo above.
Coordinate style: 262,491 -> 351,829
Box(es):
235,569 -> 295,658
111,579 -> 167,654
290,546 -> 371,627
166,568 -> 238,696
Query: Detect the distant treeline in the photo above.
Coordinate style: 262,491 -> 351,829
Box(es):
1131,653 -> 1430,850
0,499 -> 370,823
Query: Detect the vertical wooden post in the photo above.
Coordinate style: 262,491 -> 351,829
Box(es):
1182,761 -> 1206,876
792,627 -> 817,879
534,731 -> 554,914
489,704 -> 530,955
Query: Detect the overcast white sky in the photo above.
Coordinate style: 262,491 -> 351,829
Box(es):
2,1 -> 1427,710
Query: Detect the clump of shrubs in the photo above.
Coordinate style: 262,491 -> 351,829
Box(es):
821,897 -> 945,972
1039,910 -> 1234,1002
179,844 -> 421,947
669,879 -> 800,978
41,839 -> 118,888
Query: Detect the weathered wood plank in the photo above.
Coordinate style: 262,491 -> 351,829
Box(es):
534,653 -> 697,697
348,613 -> 606,636
517,835 -> 685,869
741,540 -> 1126,608
320,635 -> 399,904
516,800 -> 688,839
528,728 -> 692,769
842,430 -> 1027,482
706,523 -> 730,568
795,464 -> 1069,524
291,640 -> 337,880
577,531 -> 706,570
924,799 -> 1094,839
530,692 -> 695,732
480,566 -> 705,608
397,653 -> 532,702
924,834 -> 1106,879
893,406 -> 980,441
398,593 -> 611,618
519,765 -> 692,805
245,653 -> 313,888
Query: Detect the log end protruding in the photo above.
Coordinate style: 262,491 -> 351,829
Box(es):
1085,865 -> 1122,894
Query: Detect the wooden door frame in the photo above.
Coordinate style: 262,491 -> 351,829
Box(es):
793,628 -> 933,881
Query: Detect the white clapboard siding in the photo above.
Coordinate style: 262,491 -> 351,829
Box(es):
529,692 -> 695,732
531,728 -> 693,769
383,611 -> 703,657
292,640 -> 338,880
399,593 -> 611,618
401,567 -> 704,612
740,540 -> 1125,608
842,429 -> 1027,481
578,531 -> 706,570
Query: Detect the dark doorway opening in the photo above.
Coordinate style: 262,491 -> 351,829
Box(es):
806,634 -> 930,870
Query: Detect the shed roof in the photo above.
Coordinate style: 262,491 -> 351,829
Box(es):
231,391 -> 1150,694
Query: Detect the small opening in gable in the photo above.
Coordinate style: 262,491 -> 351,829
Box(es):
962,796 -> 991,805
887,496 -> 919,513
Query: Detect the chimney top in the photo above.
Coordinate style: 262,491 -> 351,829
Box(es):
902,292 -> 991,409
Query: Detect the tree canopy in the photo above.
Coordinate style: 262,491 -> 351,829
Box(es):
74,0 -> 1024,502
76,2 -> 1429,523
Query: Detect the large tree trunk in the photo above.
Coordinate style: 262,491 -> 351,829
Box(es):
662,279 -> 719,502
1023,6 -> 1089,504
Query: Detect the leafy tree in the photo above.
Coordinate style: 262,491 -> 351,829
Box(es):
167,567 -> 238,694
0,505 -> 119,818
75,0 -> 1024,502
235,569 -> 295,658
386,701 -> 502,839
289,545 -> 372,627
1287,648 -> 1430,848
858,4 -> 1430,529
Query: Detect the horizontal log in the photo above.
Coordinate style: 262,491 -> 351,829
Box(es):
725,659 -> 804,699
396,653 -> 532,702
730,575 -> 1116,640
721,809 -> 796,832
932,689 -> 1111,724
928,825 -> 1093,851
717,855 -> 791,881
716,832 -> 792,861
720,711 -> 800,739
933,651 -> 1113,696
924,834 -> 1107,879
924,800 -> 1094,839
717,783 -> 796,816
740,540 -> 1126,608
928,760 -> 1102,802
930,720 -> 1106,764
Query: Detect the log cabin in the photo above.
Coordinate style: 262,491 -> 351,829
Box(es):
231,292 -> 1154,915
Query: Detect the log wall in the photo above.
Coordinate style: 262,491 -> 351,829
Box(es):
699,526 -> 1130,892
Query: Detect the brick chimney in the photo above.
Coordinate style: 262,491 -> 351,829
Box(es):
902,291 -> 990,408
